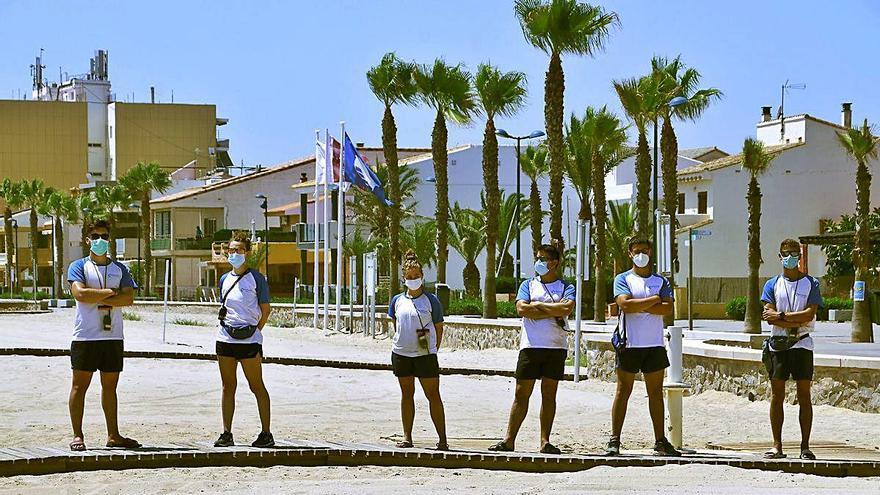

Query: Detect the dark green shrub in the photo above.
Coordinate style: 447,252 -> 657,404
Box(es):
448,297 -> 482,315
497,301 -> 518,318
495,276 -> 518,294
824,297 -> 853,310
725,296 -> 747,321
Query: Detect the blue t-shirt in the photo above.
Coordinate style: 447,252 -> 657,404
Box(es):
516,277 -> 576,349
388,291 -> 444,357
216,269 -> 270,345
761,274 -> 822,351
613,270 -> 673,348
67,257 -> 137,341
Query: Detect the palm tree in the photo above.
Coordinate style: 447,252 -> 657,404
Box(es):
837,119 -> 879,342
93,184 -> 132,260
741,138 -> 774,335
401,219 -> 438,271
19,180 -> 53,293
474,62 -> 527,317
367,53 -> 417,299
491,190 -> 531,278
74,191 -> 107,258
515,0 -> 618,257
449,203 -> 486,297
520,145 -> 550,252
614,75 -> 661,235
37,191 -> 79,297
606,201 -> 636,274
414,59 -> 477,285
1,179 -> 24,291
120,161 -> 172,295
343,229 -> 376,298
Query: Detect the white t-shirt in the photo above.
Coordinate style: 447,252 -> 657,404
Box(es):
388,291 -> 444,357
516,277 -> 576,350
67,257 -> 137,341
613,270 -> 673,348
761,274 -> 822,351
215,269 -> 270,345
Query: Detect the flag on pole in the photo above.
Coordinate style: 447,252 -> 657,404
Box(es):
317,137 -> 342,185
342,134 -> 392,206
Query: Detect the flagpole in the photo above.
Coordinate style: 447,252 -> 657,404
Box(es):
323,129 -> 330,333
313,130 -> 321,330
335,122 -> 345,334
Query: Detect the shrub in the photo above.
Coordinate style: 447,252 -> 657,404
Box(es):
173,318 -> 209,327
495,276 -> 518,294
497,301 -> 518,318
122,311 -> 141,321
448,297 -> 482,316
725,296 -> 747,321
824,297 -> 853,310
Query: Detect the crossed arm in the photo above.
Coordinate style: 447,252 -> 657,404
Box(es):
516,299 -> 576,320
615,293 -> 674,316
762,302 -> 818,328
70,282 -> 135,307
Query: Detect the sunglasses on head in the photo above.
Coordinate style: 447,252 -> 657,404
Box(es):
89,233 -> 110,240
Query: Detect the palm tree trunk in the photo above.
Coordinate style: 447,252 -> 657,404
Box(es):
463,261 -> 481,298
592,153 -> 607,322
80,217 -> 90,258
142,195 -> 152,296
852,161 -> 873,342
432,110 -> 449,284
529,179 -> 542,253
108,213 -> 118,259
545,51 -> 566,259
661,116 -> 679,325
482,117 -> 499,318
382,105 -> 402,299
744,176 -> 763,334
54,217 -> 63,298
29,209 -> 39,291
3,208 -> 12,291
634,129 -> 651,235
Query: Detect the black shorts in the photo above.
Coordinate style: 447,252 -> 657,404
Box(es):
763,347 -> 814,381
615,346 -> 670,374
216,341 -> 263,360
391,352 -> 440,378
70,340 -> 124,373
515,348 -> 567,381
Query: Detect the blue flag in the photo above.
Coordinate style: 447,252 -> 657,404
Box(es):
343,134 -> 393,207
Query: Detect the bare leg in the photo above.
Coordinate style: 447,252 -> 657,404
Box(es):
769,379 -> 786,454
643,369 -> 666,442
240,355 -> 271,433
502,379 -> 535,449
398,377 -> 416,444
539,378 -> 559,447
69,370 -> 93,445
419,377 -> 447,446
218,356 -> 238,433
795,380 -> 812,451
610,369 -> 636,440
99,371 -> 122,442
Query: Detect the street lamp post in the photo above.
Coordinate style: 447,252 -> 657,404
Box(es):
256,194 -> 269,279
130,203 -> 141,295
495,129 -> 545,289
11,219 -> 18,294
652,96 -> 688,273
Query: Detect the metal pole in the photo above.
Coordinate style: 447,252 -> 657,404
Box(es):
652,117 -> 659,272
263,205 -> 269,277
136,220 -> 141,296
664,325 -> 685,448
573,219 -> 584,382
515,138 -> 522,287
313,130 -> 321,329
688,229 -> 694,332
162,258 -> 171,343
323,130 -> 330,333
334,122 -> 345,334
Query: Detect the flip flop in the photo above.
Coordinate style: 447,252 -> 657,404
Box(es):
395,440 -> 413,449
540,443 -> 562,455
763,450 -> 786,459
69,438 -> 86,452
106,437 -> 141,449
436,442 -> 449,451
488,441 -> 513,452
800,449 -> 816,460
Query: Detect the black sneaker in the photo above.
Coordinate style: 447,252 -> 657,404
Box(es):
251,431 -> 275,448
605,438 -> 621,456
653,437 -> 682,457
214,431 -> 234,447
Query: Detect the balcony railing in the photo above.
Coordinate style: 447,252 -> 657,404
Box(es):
175,237 -> 215,251
150,237 -> 171,250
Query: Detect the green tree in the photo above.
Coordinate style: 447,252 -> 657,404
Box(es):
367,52 -> 417,299
74,191 -> 107,258
19,179 -> 54,291
741,138 -> 774,335
449,203 -> 486,297
820,209 -> 880,279
37,191 -> 79,297
482,190 -> 530,279
520,145 -> 550,253
515,0 -> 618,257
474,62 -> 527,317
414,59 -> 476,285
120,161 -> 172,295
836,119 -> 879,342
401,219 -> 438,270
606,201 -> 636,274
93,184 -> 132,260
343,228 -> 377,296
1,179 -> 24,291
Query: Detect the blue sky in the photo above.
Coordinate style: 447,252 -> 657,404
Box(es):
1,0 -> 878,168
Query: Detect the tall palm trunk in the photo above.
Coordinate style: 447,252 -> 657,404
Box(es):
660,117 -> 679,325
3,208 -> 12,291
482,118 -> 499,317
744,176 -> 763,334
578,185 -> 593,319
463,261 -> 481,298
80,219 -> 90,258
852,161 -> 873,342
53,218 -> 63,297
529,178 -> 542,253
432,110 -> 450,284
382,105 -> 402,299
108,213 -> 118,259
634,130 -> 651,235
592,151 -> 607,322
141,195 -> 152,295
545,52 -> 565,258
29,209 -> 39,291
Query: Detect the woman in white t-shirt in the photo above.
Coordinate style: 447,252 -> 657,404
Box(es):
387,250 -> 447,450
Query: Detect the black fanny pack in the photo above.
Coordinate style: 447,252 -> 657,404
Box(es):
612,312 -> 627,352
764,332 -> 810,353
222,323 -> 258,340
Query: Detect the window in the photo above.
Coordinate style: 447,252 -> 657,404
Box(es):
677,193 -> 685,214
202,218 -> 217,237
697,191 -> 708,214
109,126 -> 113,138
154,211 -> 171,237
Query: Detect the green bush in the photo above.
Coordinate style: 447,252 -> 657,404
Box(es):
824,297 -> 853,310
495,276 -> 518,294
725,296 -> 747,321
448,297 -> 482,316
122,311 -> 141,321
497,301 -> 518,318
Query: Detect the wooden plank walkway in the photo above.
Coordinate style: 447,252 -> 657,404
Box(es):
1,440 -> 878,478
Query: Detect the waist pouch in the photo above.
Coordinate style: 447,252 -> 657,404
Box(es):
763,333 -> 809,353
223,324 -> 258,340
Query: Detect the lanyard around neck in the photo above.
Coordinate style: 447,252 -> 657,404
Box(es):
782,277 -> 801,312
90,260 -> 109,290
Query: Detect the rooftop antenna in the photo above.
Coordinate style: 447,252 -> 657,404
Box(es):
30,48 -> 46,93
779,79 -> 806,141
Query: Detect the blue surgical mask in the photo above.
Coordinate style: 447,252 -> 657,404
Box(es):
90,238 -> 109,256
535,260 -> 549,276
782,255 -> 799,270
228,253 -> 246,269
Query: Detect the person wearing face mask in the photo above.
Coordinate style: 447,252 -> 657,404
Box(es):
66,220 -> 139,451
607,235 -> 679,457
387,250 -> 447,450
489,243 -> 575,455
760,238 -> 822,460
213,232 -> 274,448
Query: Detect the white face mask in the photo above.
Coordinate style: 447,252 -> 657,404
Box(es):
632,253 -> 650,269
404,278 -> 423,291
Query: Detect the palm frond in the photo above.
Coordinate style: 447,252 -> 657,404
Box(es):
367,52 -> 418,108
414,59 -> 477,125
740,137 -> 773,177
515,0 -> 619,57
475,63 -> 527,120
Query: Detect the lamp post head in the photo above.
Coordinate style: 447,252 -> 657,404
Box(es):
10,219 -> 17,228
495,129 -> 512,139
425,176 -> 436,183
669,96 -> 688,107
527,130 -> 545,139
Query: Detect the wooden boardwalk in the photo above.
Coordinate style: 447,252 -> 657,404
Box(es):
1,440 -> 878,478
